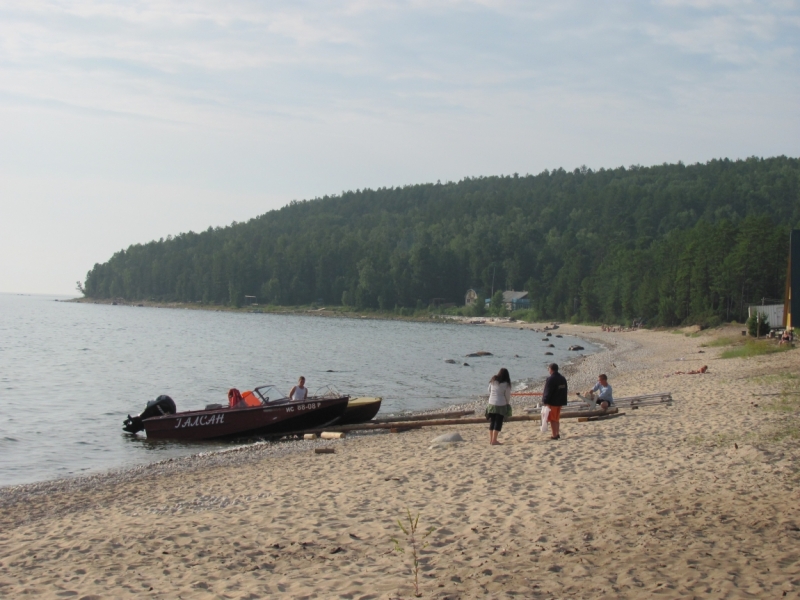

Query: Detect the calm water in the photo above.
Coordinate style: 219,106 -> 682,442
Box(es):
0,294 -> 595,486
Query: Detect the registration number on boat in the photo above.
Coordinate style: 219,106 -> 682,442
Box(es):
285,402 -> 320,413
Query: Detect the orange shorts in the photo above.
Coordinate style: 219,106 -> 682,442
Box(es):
547,405 -> 561,422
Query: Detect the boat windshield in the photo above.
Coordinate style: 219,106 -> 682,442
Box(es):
312,385 -> 342,398
253,385 -> 288,404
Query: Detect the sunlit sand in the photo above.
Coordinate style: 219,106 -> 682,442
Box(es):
1,324 -> 798,598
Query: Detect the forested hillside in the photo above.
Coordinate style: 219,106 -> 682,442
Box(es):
83,156 -> 800,326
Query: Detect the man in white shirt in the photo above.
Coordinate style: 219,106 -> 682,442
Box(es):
289,376 -> 308,401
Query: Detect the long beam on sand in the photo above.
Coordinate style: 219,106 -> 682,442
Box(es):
371,409 -> 475,424
292,407 -> 619,435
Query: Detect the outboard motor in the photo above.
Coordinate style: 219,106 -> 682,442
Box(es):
123,395 -> 177,434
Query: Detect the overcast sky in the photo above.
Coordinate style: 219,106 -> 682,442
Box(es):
1,0 -> 799,294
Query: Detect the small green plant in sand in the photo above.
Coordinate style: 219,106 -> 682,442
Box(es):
720,340 -> 794,359
392,508 -> 435,597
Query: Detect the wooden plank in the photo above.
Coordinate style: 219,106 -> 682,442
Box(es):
320,431 -> 346,439
314,448 -> 335,454
614,392 -> 672,399
294,407 -> 619,436
578,412 -> 625,422
371,410 -> 475,424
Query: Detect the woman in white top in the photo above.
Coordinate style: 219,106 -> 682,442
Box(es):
485,368 -> 512,446
289,376 -> 308,402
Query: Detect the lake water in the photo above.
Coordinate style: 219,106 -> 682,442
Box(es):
0,293 -> 595,486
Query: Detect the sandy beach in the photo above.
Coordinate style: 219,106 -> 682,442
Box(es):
2,324 -> 799,599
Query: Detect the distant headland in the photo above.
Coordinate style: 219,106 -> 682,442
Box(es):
78,157 -> 799,328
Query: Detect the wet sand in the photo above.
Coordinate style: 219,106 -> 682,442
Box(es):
1,325 -> 799,598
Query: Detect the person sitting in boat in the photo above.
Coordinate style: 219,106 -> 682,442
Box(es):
289,376 -> 308,402
585,374 -> 613,409
228,388 -> 246,408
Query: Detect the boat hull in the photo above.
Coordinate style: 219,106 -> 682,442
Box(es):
337,397 -> 382,425
142,396 -> 349,440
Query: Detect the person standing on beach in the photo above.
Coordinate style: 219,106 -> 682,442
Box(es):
486,368 -> 512,445
542,363 -> 568,440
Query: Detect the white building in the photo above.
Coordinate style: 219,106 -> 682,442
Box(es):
748,304 -> 785,328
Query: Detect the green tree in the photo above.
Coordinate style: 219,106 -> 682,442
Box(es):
490,290 -> 504,313
747,312 -> 770,337
228,280 -> 241,308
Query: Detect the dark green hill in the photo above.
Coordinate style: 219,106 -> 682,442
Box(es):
83,156 -> 800,326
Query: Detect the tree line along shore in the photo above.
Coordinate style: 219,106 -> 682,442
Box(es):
80,156 -> 799,327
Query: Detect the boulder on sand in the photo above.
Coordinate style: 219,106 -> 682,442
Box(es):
430,432 -> 465,449
432,432 -> 464,443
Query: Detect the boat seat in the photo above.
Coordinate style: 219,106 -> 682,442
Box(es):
241,390 -> 263,407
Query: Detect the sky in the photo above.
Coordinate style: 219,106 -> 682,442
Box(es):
1,0 -> 799,294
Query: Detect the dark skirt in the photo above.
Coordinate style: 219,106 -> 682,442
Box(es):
485,404 -> 512,419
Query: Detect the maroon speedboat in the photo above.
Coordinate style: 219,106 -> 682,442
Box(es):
123,385 -> 349,441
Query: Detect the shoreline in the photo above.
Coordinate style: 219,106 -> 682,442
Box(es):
65,295 -> 580,330
4,325 -> 798,598
0,323 -> 612,496
65,296 -> 474,324
4,296 -> 604,491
